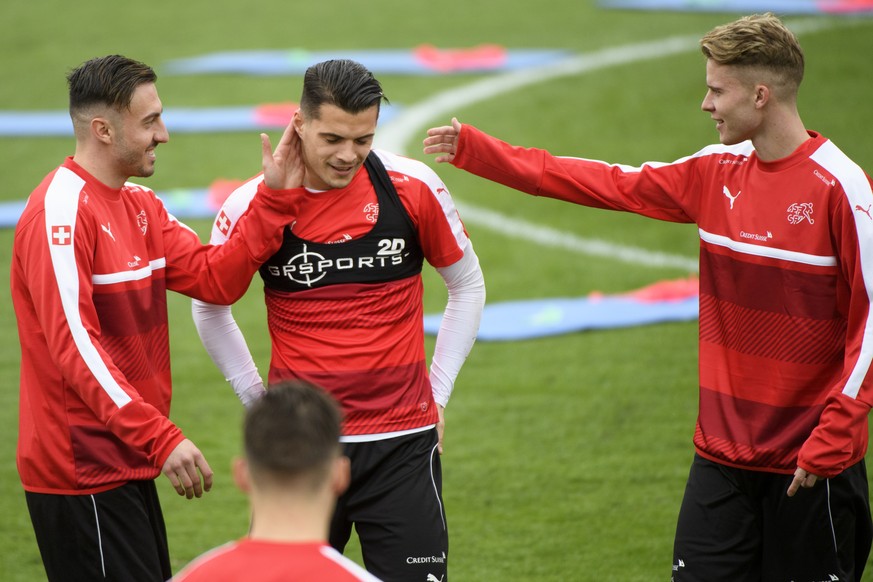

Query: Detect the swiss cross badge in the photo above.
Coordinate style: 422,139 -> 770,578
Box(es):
216,210 -> 232,236
51,225 -> 72,245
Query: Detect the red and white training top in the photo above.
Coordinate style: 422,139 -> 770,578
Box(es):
453,124 -> 873,478
12,157 -> 290,494
200,149 -> 475,438
172,539 -> 383,582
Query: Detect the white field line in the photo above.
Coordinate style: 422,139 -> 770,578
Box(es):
376,17 -> 841,273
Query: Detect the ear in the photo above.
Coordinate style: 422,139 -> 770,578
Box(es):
232,456 -> 253,494
331,455 -> 351,497
90,116 -> 113,144
293,109 -> 305,136
754,84 -> 770,109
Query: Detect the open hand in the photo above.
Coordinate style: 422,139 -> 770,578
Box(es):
261,117 -> 305,190
423,117 -> 462,164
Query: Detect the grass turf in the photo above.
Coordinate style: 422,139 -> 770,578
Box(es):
1,1 -> 872,579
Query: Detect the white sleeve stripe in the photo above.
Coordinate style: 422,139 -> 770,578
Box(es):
811,140 -> 873,399
698,227 -> 837,267
557,140 -> 756,173
45,168 -> 132,409
210,175 -> 263,244
92,258 -> 166,285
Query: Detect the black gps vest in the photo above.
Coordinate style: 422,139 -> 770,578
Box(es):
258,152 -> 425,292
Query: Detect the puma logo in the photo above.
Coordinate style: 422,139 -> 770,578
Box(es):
723,186 -> 741,209
101,222 -> 116,241
855,204 -> 873,220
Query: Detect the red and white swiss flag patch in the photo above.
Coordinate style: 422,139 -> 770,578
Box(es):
216,210 -> 232,236
51,225 -> 73,246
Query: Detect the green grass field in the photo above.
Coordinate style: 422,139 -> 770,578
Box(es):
2,0 -> 873,579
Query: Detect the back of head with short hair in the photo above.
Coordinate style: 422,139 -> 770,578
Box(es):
67,55 -> 157,119
299,59 -> 387,120
244,380 -> 343,489
700,13 -> 804,95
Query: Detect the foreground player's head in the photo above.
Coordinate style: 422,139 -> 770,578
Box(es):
239,380 -> 346,494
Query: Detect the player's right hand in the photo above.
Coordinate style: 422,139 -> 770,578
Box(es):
423,117 -> 462,164
261,114 -> 305,191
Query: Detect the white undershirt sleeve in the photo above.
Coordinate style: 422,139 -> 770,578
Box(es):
430,241 -> 486,407
191,299 -> 266,407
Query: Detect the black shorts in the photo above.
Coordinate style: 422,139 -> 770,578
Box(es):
26,480 -> 171,582
330,427 -> 448,582
672,454 -> 873,582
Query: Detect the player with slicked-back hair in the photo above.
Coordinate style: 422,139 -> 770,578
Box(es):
299,59 -> 387,118
194,58 -> 485,581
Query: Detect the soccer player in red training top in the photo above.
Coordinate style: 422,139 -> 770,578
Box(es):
192,59 -> 485,581
173,380 -> 383,582
424,13 -> 873,582
11,54 -> 303,582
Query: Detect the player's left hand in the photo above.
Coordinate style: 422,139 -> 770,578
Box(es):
436,404 -> 445,455
787,466 -> 820,497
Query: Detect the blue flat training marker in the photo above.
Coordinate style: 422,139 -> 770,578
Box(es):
162,47 -> 572,76
423,283 -> 699,341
